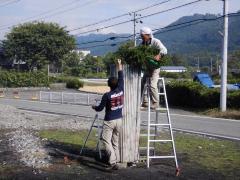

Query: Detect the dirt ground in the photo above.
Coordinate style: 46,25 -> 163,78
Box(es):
79,86 -> 109,94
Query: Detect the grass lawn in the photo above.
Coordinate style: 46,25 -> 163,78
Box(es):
39,129 -> 240,178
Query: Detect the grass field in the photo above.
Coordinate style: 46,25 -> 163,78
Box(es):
39,129 -> 240,179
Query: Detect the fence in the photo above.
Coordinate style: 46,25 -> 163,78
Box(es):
39,91 -> 102,105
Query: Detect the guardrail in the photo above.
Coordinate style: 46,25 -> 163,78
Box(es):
39,91 -> 102,105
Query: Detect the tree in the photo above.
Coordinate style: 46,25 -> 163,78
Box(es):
170,54 -> 186,66
62,51 -> 82,68
2,22 -> 76,71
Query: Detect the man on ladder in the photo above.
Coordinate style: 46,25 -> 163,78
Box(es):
140,26 -> 167,109
92,59 -> 123,170
139,27 -> 180,175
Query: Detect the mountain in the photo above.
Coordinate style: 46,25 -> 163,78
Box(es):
154,13 -> 240,55
75,12 -> 240,56
75,33 -> 130,56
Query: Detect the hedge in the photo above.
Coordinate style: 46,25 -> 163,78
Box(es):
166,80 -> 240,109
0,70 -> 49,87
66,78 -> 84,89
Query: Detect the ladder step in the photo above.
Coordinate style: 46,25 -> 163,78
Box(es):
158,93 -> 165,95
149,140 -> 172,142
155,108 -> 168,111
139,147 -> 154,150
140,134 -> 156,137
150,123 -> 170,126
149,155 -> 175,159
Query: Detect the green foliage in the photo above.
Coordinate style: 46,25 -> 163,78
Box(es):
166,80 -> 240,108
0,70 -> 49,87
115,42 -> 169,70
66,78 -> 84,89
63,54 -> 107,78
160,71 -> 191,79
62,51 -> 82,68
2,22 -> 76,71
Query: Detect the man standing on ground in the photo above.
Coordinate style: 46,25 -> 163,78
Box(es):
140,27 -> 167,109
92,59 -> 123,170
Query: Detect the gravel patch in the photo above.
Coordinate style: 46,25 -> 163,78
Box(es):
0,104 -> 92,169
7,129 -> 51,169
0,104 -> 91,130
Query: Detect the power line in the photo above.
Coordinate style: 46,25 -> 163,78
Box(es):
136,0 -> 202,21
0,0 -> 19,8
32,0 -> 98,23
0,0 -> 97,30
69,0 -> 173,32
153,12 -> 240,34
76,12 -> 240,49
77,40 -> 130,49
10,12 -> 239,50
73,0 -> 203,35
77,35 -> 133,45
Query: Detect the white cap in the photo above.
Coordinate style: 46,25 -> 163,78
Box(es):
140,27 -> 153,38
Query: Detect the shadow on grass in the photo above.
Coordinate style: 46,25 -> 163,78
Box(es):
44,140 -> 113,173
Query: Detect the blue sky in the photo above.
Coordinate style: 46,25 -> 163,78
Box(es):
0,0 -> 239,39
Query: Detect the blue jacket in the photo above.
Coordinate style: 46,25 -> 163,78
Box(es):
95,70 -> 124,121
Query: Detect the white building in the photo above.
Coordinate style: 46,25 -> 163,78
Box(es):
160,66 -> 187,73
72,49 -> 91,61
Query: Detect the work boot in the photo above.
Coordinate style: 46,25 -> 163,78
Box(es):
111,163 -> 119,170
151,102 -> 159,110
141,102 -> 148,108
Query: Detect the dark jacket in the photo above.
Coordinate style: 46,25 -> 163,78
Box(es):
95,70 -> 124,121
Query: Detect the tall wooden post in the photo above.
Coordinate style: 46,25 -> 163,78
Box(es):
111,64 -> 142,163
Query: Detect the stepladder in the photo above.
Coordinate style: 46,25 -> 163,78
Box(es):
80,100 -> 103,159
140,77 -> 180,176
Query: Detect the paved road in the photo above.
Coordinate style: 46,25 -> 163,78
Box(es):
0,98 -> 239,140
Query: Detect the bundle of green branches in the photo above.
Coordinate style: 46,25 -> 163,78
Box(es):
115,42 -> 168,70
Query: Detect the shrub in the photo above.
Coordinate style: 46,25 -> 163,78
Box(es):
227,91 -> 240,108
115,42 -> 169,70
0,70 -> 49,87
66,78 -> 84,89
166,80 -> 240,109
160,72 -> 191,79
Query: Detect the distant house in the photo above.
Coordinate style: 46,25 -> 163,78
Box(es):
230,69 -> 240,75
160,66 -> 187,73
72,49 -> 91,61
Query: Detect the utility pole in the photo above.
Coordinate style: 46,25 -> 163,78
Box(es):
210,58 -> 213,73
197,56 -> 200,72
133,12 -> 137,47
132,12 -> 142,47
220,0 -> 228,112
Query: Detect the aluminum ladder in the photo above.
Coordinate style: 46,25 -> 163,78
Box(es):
80,100 -> 103,159
140,77 -> 180,176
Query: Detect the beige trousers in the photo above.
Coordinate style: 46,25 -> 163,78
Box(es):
141,68 -> 160,104
102,118 -> 122,165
